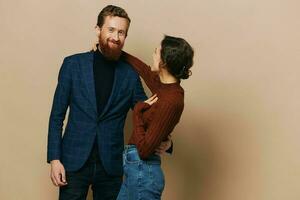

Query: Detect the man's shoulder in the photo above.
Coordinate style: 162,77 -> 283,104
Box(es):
63,51 -> 93,62
119,60 -> 139,77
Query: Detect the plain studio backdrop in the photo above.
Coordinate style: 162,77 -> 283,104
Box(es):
1,0 -> 300,199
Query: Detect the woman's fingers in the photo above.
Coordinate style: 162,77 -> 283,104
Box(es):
146,94 -> 157,102
145,97 -> 158,105
92,42 -> 98,51
145,94 -> 158,105
150,97 -> 158,105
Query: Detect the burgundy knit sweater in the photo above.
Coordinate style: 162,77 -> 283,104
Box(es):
123,52 -> 185,159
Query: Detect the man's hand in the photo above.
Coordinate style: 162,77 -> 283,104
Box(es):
50,160 -> 67,187
155,135 -> 172,156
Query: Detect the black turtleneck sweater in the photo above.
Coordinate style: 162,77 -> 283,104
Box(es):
93,48 -> 116,115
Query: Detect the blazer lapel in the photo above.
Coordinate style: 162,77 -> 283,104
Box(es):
82,52 -> 98,116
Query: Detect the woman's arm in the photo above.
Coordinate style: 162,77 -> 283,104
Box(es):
132,101 -> 183,159
122,51 -> 160,93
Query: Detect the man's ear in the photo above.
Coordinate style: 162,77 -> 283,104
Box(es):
95,25 -> 101,37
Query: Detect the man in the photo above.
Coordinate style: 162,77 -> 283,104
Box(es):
47,5 -> 171,200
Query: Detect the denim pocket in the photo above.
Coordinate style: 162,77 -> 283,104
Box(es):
125,150 -> 141,164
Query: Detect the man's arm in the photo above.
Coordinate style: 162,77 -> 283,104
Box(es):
131,75 -> 147,109
47,57 -> 73,186
47,57 -> 72,162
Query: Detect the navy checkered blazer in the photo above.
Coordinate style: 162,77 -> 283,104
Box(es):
47,51 -> 147,176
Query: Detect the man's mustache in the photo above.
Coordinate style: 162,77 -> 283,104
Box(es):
107,39 -> 121,46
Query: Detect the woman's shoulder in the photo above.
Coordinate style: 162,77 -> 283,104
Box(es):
159,93 -> 184,109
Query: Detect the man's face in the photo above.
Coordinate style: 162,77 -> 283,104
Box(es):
97,16 -> 129,60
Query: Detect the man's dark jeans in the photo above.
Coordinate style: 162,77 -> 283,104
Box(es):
59,144 -> 122,200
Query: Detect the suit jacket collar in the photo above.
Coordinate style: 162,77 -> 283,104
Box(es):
83,51 -> 125,119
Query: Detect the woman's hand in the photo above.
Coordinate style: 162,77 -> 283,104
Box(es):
144,94 -> 158,106
155,135 -> 172,156
91,41 -> 98,51
133,94 -> 158,118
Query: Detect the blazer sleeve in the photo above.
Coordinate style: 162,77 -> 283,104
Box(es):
131,74 -> 148,110
47,57 -> 73,163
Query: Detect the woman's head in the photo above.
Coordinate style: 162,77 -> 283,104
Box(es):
153,35 -> 194,80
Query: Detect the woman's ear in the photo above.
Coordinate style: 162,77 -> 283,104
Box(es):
159,61 -> 167,69
95,25 -> 101,37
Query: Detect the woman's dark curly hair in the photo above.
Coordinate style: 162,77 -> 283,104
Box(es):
160,35 -> 194,79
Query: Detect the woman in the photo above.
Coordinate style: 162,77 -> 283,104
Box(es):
117,35 -> 194,200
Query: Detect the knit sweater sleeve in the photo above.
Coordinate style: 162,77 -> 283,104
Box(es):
133,101 -> 183,159
122,51 -> 160,93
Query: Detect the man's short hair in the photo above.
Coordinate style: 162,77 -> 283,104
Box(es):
97,5 -> 131,28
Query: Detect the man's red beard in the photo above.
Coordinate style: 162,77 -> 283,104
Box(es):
98,34 -> 124,61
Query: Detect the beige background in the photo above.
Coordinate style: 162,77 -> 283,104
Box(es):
1,0 -> 300,199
